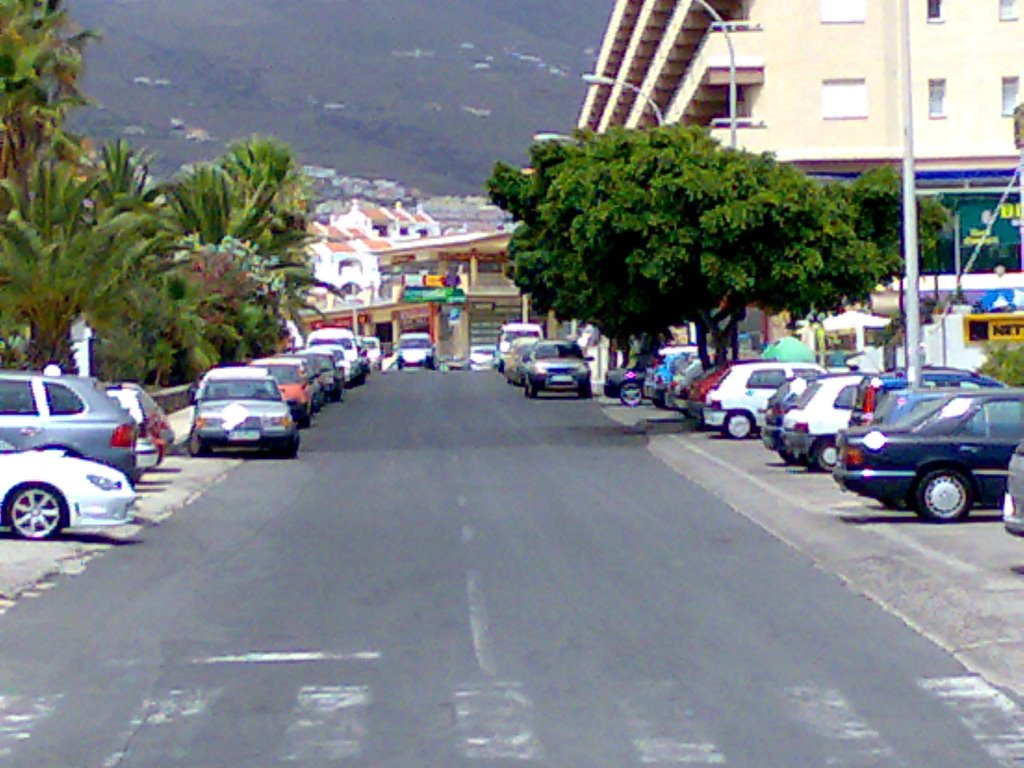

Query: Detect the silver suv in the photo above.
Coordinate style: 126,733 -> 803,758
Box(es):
0,371 -> 139,481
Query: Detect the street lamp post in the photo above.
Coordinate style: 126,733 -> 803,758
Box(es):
691,0 -> 737,150
581,73 -> 664,126
899,0 -> 922,388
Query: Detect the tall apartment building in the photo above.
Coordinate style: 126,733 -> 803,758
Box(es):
578,0 -> 1024,274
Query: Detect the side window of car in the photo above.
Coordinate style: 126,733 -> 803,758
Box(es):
44,382 -> 85,416
0,381 -> 39,416
748,369 -> 787,389
982,400 -> 1024,440
834,385 -> 858,410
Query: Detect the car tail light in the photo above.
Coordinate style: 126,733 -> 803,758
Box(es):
794,422 -> 810,433
863,386 -> 876,415
111,423 -> 137,448
844,447 -> 865,468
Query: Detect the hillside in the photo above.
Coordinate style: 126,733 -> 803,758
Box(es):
69,0 -> 611,195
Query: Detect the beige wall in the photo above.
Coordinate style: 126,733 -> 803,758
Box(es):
584,0 -> 1024,171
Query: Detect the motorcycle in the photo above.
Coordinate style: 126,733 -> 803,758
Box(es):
619,370 -> 643,407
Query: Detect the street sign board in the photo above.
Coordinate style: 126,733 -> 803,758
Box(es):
403,286 -> 466,304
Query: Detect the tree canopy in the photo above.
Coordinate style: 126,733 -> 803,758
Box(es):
487,126 -> 945,364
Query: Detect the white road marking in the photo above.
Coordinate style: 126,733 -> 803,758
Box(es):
0,694 -> 61,757
192,651 -> 381,665
920,675 -> 1024,766
782,685 -> 898,767
130,688 -> 219,727
454,682 -> 543,760
281,685 -> 371,762
466,570 -> 498,677
625,682 -> 726,764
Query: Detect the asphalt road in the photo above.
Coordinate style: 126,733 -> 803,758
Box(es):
0,371 -> 1022,767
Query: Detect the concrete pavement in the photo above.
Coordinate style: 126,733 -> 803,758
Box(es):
0,372 -> 1014,767
599,399 -> 1024,697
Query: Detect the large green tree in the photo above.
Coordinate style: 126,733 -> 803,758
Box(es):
488,126 -> 943,365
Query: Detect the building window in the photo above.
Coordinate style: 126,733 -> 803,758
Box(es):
1003,77 -> 1020,115
927,0 -> 942,21
928,79 -> 946,118
1001,0 -> 1018,20
820,0 -> 865,23
821,79 -> 868,119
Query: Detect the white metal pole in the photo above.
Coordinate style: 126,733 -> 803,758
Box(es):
693,0 -> 737,149
900,0 -> 921,387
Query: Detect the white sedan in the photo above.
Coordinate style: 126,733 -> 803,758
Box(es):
0,451 -> 136,540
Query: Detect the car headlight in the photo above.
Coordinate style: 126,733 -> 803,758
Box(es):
87,474 -> 123,492
534,362 -> 551,374
194,416 -> 222,429
577,363 -> 590,375
263,415 -> 293,427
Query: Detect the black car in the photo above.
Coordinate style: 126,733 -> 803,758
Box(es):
834,389 -> 1024,521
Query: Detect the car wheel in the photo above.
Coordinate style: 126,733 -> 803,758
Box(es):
724,412 -> 754,440
578,383 -> 592,399
187,431 -> 210,458
298,409 -> 312,429
5,483 -> 67,540
524,381 -> 536,398
914,469 -> 973,522
653,393 -> 667,409
812,439 -> 839,472
279,438 -> 300,459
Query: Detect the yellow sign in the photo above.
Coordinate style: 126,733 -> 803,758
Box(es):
424,274 -> 446,288
964,313 -> 1024,343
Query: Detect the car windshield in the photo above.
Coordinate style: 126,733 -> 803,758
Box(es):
200,379 -> 281,402
471,347 -> 496,357
872,390 -> 951,426
534,343 -> 583,360
401,338 -> 431,349
265,366 -> 302,385
793,381 -> 821,409
503,330 -> 540,342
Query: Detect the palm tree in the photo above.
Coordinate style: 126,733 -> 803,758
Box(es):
0,0 -> 95,189
0,160 -> 166,369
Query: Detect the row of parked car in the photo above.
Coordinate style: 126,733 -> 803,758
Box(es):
618,347 -> 1024,528
0,330 -> 379,540
187,329 -> 376,458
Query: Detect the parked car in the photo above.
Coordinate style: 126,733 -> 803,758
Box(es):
105,383 -> 175,470
250,357 -> 315,428
665,358 -> 705,410
1003,441 -> 1024,536
397,332 -> 436,370
603,366 -> 647,400
681,363 -> 742,423
760,375 -> 817,463
834,389 -> 1024,521
503,337 -> 540,386
360,336 -> 383,369
781,373 -> 864,471
868,388 -> 965,428
644,347 -> 698,408
496,322 -> 544,372
0,371 -> 139,482
703,361 -> 826,439
308,328 -> 366,385
521,341 -> 592,399
849,367 -> 1004,427
469,344 -> 498,371
0,448 -> 136,539
187,367 -> 299,458
292,349 -> 343,402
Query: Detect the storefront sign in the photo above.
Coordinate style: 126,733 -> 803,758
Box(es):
958,200 -> 1022,248
964,313 -> 1024,343
403,286 -> 466,304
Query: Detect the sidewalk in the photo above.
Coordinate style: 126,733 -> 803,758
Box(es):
0,407 -> 235,608
600,397 -> 1024,696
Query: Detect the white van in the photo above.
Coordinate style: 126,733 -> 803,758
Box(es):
397,332 -> 435,369
497,322 -> 544,372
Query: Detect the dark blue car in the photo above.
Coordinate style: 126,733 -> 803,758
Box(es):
849,368 -> 1004,427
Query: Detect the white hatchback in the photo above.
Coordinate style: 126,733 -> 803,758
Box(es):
704,361 -> 826,439
0,449 -> 135,539
781,374 -> 864,470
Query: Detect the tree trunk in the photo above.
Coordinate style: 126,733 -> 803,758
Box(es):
26,323 -> 76,373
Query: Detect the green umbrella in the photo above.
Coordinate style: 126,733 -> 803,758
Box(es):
762,336 -> 816,363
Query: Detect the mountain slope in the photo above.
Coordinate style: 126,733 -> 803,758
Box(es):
70,0 -> 611,194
